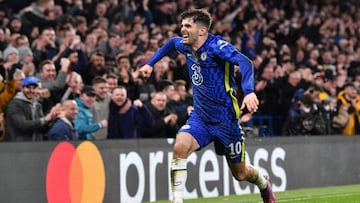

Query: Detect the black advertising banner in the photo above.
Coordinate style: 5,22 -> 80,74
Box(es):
0,136 -> 360,203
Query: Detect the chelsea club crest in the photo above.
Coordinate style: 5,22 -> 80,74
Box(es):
200,52 -> 207,61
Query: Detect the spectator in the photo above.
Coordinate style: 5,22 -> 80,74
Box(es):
36,58 -> 69,97
74,16 -> 88,42
138,92 -> 178,138
0,63 -> 18,141
97,32 -> 122,69
8,16 -> 26,35
0,27 -> 9,52
31,27 -> 58,68
52,29 -> 88,74
13,69 -> 25,91
3,0 -> 360,136
83,33 -> 98,57
18,46 -> 33,65
0,46 -> 22,79
158,79 -> 189,126
254,62 -> 279,115
91,76 -> 110,140
74,85 -> 107,140
108,86 -> 152,139
82,50 -> 108,85
18,0 -> 58,35
148,59 -> 170,89
173,79 -> 193,126
282,93 -> 326,136
171,53 -> 190,90
18,0 -> 77,39
104,73 -> 118,94
14,35 -> 30,48
277,71 -> 304,121
60,71 -> 83,102
87,1 -> 108,26
335,82 -> 360,135
320,97 -> 341,135
157,79 -> 175,99
48,99 -> 78,140
5,76 -> 60,141
1,46 -> 19,62
16,46 -> 36,76
113,55 -> 140,101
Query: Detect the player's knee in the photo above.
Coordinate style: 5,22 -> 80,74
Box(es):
172,132 -> 198,158
173,142 -> 188,158
232,172 -> 247,181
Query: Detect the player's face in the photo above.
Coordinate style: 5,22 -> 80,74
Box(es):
180,18 -> 199,46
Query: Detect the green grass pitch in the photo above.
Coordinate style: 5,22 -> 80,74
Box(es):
147,184 -> 360,203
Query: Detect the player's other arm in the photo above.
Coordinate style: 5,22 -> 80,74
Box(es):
139,37 -> 180,78
215,39 -> 258,113
235,54 -> 259,113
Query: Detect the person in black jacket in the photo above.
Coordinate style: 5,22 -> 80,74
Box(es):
138,91 -> 178,138
107,86 -> 152,139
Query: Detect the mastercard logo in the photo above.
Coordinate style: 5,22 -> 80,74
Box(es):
46,141 -> 106,203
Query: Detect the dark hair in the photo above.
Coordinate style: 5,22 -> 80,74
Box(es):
157,79 -> 173,91
180,9 -> 212,30
300,93 -> 314,106
105,73 -> 118,79
90,50 -> 105,58
92,76 -> 107,85
116,55 -> 130,65
75,16 -> 87,26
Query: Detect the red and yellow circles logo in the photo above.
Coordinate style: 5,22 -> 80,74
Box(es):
46,141 -> 105,203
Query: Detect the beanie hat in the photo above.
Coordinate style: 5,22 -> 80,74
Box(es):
3,46 -> 19,60
17,47 -> 33,62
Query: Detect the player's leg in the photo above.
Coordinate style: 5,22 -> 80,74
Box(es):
215,120 -> 276,203
228,162 -> 276,203
171,132 -> 200,203
170,112 -> 211,203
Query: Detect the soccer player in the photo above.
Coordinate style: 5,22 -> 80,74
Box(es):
139,9 -> 276,203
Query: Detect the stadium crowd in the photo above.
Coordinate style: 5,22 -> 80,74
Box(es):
0,0 -> 359,141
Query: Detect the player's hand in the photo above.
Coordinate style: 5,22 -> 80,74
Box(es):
240,112 -> 252,123
139,64 -> 153,78
241,93 -> 259,114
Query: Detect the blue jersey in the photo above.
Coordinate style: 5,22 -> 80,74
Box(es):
147,34 -> 255,123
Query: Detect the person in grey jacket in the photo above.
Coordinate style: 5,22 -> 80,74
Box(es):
5,76 -> 60,141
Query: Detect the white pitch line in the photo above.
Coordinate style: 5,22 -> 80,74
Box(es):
276,192 -> 360,202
